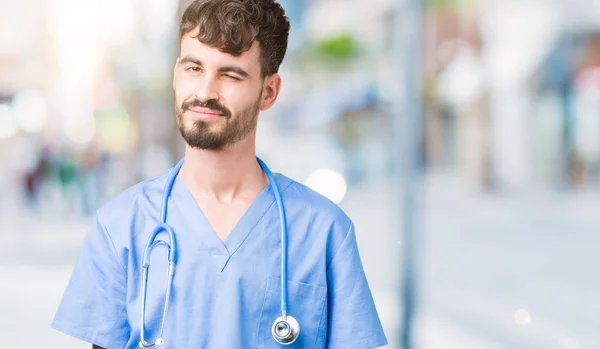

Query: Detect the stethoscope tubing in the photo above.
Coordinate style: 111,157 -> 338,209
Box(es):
139,157 -> 296,347
256,157 -> 289,317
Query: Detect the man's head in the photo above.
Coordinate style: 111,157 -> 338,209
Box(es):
173,0 -> 290,151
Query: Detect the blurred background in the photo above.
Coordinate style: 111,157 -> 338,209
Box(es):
1,0 -> 599,348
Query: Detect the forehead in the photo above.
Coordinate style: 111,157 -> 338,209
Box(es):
179,27 -> 261,72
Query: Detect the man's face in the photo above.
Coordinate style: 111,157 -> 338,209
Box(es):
173,27 -> 274,150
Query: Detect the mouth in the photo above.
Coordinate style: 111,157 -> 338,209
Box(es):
187,107 -> 225,120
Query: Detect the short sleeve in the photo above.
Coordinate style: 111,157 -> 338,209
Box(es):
325,222 -> 388,348
51,212 -> 130,348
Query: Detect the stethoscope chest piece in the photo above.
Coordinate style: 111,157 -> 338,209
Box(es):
272,315 -> 300,345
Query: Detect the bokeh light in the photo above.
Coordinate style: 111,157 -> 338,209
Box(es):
305,168 -> 347,204
0,104 -> 18,139
514,309 -> 532,325
64,117 -> 96,144
12,91 -> 48,133
94,105 -> 132,152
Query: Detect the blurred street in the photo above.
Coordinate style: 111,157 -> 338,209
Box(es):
3,0 -> 600,347
2,172 -> 598,349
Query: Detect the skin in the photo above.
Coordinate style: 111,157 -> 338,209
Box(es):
91,26 -> 283,348
174,27 -> 282,240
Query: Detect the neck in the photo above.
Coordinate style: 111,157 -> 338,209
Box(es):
178,132 -> 267,203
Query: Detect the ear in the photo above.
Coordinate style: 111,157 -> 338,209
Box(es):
260,73 -> 282,111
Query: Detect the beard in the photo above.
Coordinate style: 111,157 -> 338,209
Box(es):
175,93 -> 261,151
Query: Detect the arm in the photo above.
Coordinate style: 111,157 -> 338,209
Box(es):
326,222 -> 388,348
51,213 -> 130,348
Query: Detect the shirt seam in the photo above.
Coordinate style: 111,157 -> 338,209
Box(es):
352,335 -> 389,348
52,319 -> 125,349
227,178 -> 295,257
325,220 -> 354,272
96,209 -> 128,276
313,294 -> 328,349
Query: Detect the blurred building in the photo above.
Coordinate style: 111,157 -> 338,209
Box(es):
2,0 -> 600,205
2,1 -> 600,349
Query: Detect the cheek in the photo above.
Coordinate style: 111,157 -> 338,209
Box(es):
225,84 -> 261,108
174,76 -> 195,104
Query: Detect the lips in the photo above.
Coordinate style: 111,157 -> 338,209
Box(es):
187,107 -> 226,120
181,98 -> 231,119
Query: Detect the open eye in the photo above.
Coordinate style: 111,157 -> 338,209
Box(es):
186,66 -> 201,73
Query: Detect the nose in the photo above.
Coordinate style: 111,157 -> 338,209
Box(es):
193,75 -> 220,102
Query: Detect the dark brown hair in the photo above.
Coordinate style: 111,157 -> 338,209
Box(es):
180,0 -> 290,77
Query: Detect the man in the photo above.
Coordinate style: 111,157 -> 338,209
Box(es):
52,0 -> 388,348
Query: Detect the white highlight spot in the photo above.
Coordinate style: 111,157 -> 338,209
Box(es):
305,169 -> 347,204
514,309 -> 531,325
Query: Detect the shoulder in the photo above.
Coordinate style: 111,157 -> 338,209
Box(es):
277,175 -> 357,272
96,168 -> 170,226
280,176 -> 354,249
283,177 -> 351,226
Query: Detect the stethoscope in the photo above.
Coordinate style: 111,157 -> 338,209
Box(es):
139,157 -> 300,347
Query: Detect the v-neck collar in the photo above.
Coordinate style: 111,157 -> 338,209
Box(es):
170,172 -> 291,272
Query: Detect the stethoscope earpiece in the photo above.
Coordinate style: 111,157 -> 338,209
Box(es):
272,315 -> 300,345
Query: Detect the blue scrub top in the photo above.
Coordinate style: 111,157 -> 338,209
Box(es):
52,166 -> 388,349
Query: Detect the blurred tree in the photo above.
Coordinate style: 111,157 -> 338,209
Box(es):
424,0 -> 474,11
312,34 -> 361,61
291,32 -> 363,70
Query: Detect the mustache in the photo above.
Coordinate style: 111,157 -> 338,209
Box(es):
182,99 -> 231,118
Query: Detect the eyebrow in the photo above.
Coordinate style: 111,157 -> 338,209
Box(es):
179,55 -> 250,78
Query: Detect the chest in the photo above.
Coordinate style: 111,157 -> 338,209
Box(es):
196,199 -> 253,241
133,255 -> 328,349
